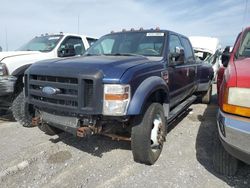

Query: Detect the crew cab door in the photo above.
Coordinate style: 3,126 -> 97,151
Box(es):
168,34 -> 188,108
180,36 -> 197,96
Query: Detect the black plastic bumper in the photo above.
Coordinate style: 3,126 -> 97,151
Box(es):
0,77 -> 17,108
220,138 -> 250,165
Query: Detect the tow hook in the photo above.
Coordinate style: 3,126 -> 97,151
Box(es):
76,127 -> 94,137
32,116 -> 41,126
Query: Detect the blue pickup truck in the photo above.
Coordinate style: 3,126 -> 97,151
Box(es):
19,29 -> 213,165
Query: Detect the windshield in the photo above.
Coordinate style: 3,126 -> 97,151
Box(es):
18,35 -> 63,52
238,30 -> 250,57
85,32 -> 165,57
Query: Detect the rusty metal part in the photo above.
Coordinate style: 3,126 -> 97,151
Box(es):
76,125 -> 102,138
101,133 -> 131,142
32,116 -> 41,126
76,127 -> 93,137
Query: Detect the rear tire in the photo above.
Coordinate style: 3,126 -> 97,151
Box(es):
212,136 -> 238,176
12,91 -> 33,127
202,84 -> 212,104
131,103 -> 166,165
38,123 -> 63,136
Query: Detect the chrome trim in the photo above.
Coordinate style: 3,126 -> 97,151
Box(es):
217,110 -> 250,154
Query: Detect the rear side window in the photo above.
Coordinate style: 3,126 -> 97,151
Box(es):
181,37 -> 195,62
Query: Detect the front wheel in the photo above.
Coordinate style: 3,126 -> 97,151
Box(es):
131,103 -> 166,165
212,134 -> 238,176
12,91 -> 33,127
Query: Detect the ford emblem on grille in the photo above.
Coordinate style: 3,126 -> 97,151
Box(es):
42,86 -> 60,95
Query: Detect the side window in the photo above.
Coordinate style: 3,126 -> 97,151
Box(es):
238,31 -> 250,57
169,35 -> 182,53
59,36 -> 85,56
169,34 -> 184,64
181,37 -> 195,62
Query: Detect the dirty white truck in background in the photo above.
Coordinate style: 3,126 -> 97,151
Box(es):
0,33 -> 97,117
189,36 -> 222,80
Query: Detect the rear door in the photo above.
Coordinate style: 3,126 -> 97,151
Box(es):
180,37 -> 197,96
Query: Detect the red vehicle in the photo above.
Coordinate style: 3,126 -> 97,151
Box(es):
214,27 -> 250,175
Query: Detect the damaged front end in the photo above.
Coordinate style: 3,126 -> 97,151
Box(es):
0,63 -> 17,108
31,111 -> 131,141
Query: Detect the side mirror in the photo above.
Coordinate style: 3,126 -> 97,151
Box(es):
58,44 -> 76,57
170,46 -> 185,65
221,46 -> 231,67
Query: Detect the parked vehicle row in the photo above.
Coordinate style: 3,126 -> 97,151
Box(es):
1,26 -> 249,174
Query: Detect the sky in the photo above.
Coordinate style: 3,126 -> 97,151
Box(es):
0,0 -> 249,51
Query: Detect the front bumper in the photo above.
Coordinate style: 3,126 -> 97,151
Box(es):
217,110 -> 250,164
0,76 -> 17,107
0,76 -> 17,96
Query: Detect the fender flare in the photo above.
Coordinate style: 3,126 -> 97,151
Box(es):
12,64 -> 32,96
127,76 -> 169,116
12,64 -> 32,77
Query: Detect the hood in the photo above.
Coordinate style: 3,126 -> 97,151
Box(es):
28,55 -> 151,81
234,57 -> 250,88
0,51 -> 41,61
0,51 -> 55,75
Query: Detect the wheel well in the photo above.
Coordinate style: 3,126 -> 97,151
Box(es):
13,75 -> 24,98
147,89 -> 168,105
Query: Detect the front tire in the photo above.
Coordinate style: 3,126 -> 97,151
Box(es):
212,136 -> 238,176
12,91 -> 33,127
131,103 -> 166,165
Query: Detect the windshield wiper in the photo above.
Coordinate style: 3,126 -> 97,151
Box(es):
84,53 -> 102,56
105,53 -> 138,56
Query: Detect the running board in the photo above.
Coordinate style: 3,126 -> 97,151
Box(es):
167,95 -> 197,123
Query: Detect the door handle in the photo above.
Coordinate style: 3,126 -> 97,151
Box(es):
186,68 -> 189,76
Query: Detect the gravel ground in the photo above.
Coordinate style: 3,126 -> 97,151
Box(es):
0,86 -> 249,188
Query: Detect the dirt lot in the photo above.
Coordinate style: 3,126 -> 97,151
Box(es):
0,87 -> 249,188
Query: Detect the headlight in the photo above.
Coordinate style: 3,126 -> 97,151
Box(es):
222,87 -> 250,117
103,84 -> 130,116
0,63 -> 9,76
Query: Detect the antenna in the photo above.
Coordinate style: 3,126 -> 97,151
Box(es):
242,0 -> 248,28
5,27 -> 8,51
77,15 -> 80,34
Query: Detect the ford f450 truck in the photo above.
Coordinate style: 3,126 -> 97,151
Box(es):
22,29 -> 213,165
0,33 -> 97,116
